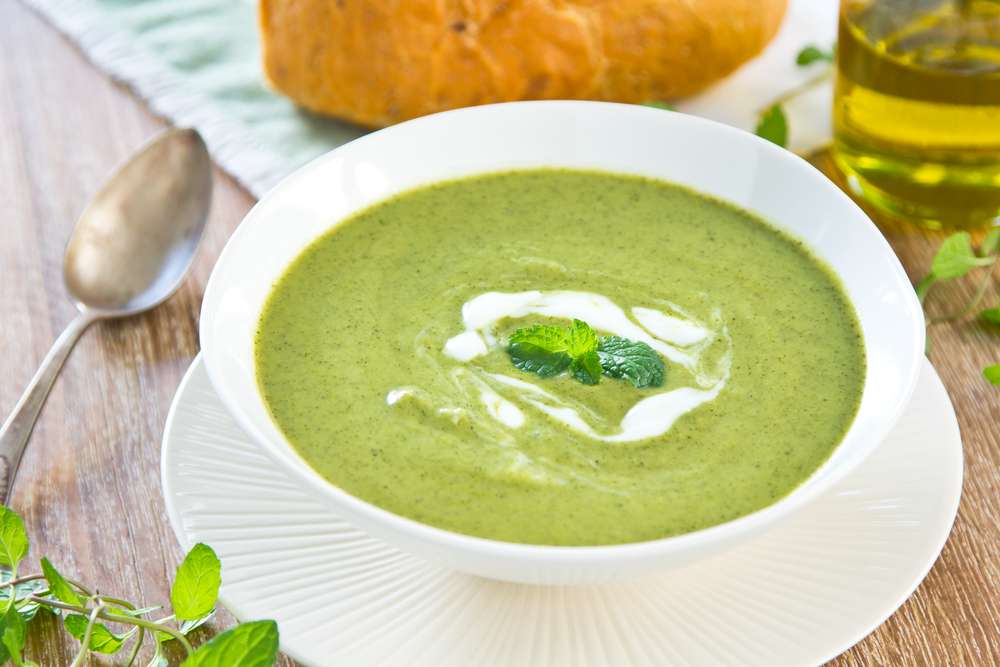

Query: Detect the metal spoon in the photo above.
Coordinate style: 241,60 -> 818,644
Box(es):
0,128 -> 212,504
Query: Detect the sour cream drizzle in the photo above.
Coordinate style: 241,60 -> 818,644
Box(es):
421,290 -> 731,444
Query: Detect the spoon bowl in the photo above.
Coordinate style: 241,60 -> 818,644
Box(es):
64,128 -> 211,314
0,127 -> 212,504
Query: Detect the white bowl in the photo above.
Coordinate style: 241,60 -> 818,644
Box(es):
200,101 -> 924,586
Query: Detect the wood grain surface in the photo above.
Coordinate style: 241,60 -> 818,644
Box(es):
1,0 -> 997,664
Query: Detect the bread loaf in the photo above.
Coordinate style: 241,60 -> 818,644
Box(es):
260,0 -> 787,128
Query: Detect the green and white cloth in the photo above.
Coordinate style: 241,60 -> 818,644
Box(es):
23,0 -> 835,198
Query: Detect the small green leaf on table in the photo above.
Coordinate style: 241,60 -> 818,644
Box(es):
63,614 -> 132,654
984,364 -> 1000,386
931,232 -> 995,279
755,105 -> 788,147
0,507 -> 28,571
981,307 -> 1000,325
171,543 -> 222,621
796,44 -> 834,66
0,605 -> 26,665
40,557 -> 82,606
180,619 -> 279,667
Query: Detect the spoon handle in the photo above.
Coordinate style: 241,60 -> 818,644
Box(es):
0,312 -> 96,505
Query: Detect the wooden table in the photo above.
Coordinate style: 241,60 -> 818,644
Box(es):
2,1 -> 998,664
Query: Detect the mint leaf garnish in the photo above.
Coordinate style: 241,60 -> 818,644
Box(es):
509,320 -> 601,385
171,543 -> 221,621
507,320 -> 666,388
566,320 -> 598,358
755,105 -> 788,147
509,324 -> 569,351
572,351 -> 603,385
597,336 -> 666,388
508,343 -> 572,377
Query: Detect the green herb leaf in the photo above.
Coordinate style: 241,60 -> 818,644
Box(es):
0,572 -> 46,610
508,343 -> 571,377
931,232 -> 995,280
796,44 -> 834,66
566,320 -> 599,358
0,507 -> 28,571
642,101 -> 675,111
40,558 -> 82,607
63,614 -> 132,654
755,105 -> 788,147
980,228 -> 1000,256
572,351 -> 603,385
597,337 -> 667,388
1,605 -> 26,666
915,275 -> 936,303
180,619 -> 279,667
981,307 -> 1000,325
171,543 -> 221,621
509,324 -> 569,352
985,364 -> 1000,385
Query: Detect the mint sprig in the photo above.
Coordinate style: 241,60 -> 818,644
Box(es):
0,506 -> 279,666
916,229 -> 1000,386
508,320 -> 665,388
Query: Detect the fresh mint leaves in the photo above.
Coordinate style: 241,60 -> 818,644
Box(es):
917,230 -> 1000,386
0,506 -> 278,665
0,507 -> 28,573
982,307 -> 1000,326
508,320 -> 665,388
755,105 -> 788,147
180,620 -> 279,667
796,45 -> 835,66
63,614 -> 132,654
917,231 -> 998,303
930,232 -> 994,280
40,557 -> 81,606
597,337 -> 667,388
171,543 -> 222,621
508,324 -> 573,377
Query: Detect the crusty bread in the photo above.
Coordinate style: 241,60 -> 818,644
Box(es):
260,0 -> 787,128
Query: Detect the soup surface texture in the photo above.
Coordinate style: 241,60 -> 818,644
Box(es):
256,169 -> 865,546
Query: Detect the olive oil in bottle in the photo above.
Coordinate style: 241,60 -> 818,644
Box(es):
833,0 -> 1000,229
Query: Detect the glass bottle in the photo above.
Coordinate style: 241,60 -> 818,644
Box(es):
833,0 -> 1000,229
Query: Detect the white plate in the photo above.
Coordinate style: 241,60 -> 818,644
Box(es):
162,355 -> 961,667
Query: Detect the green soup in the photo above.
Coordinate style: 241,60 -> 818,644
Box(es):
255,169 -> 865,546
